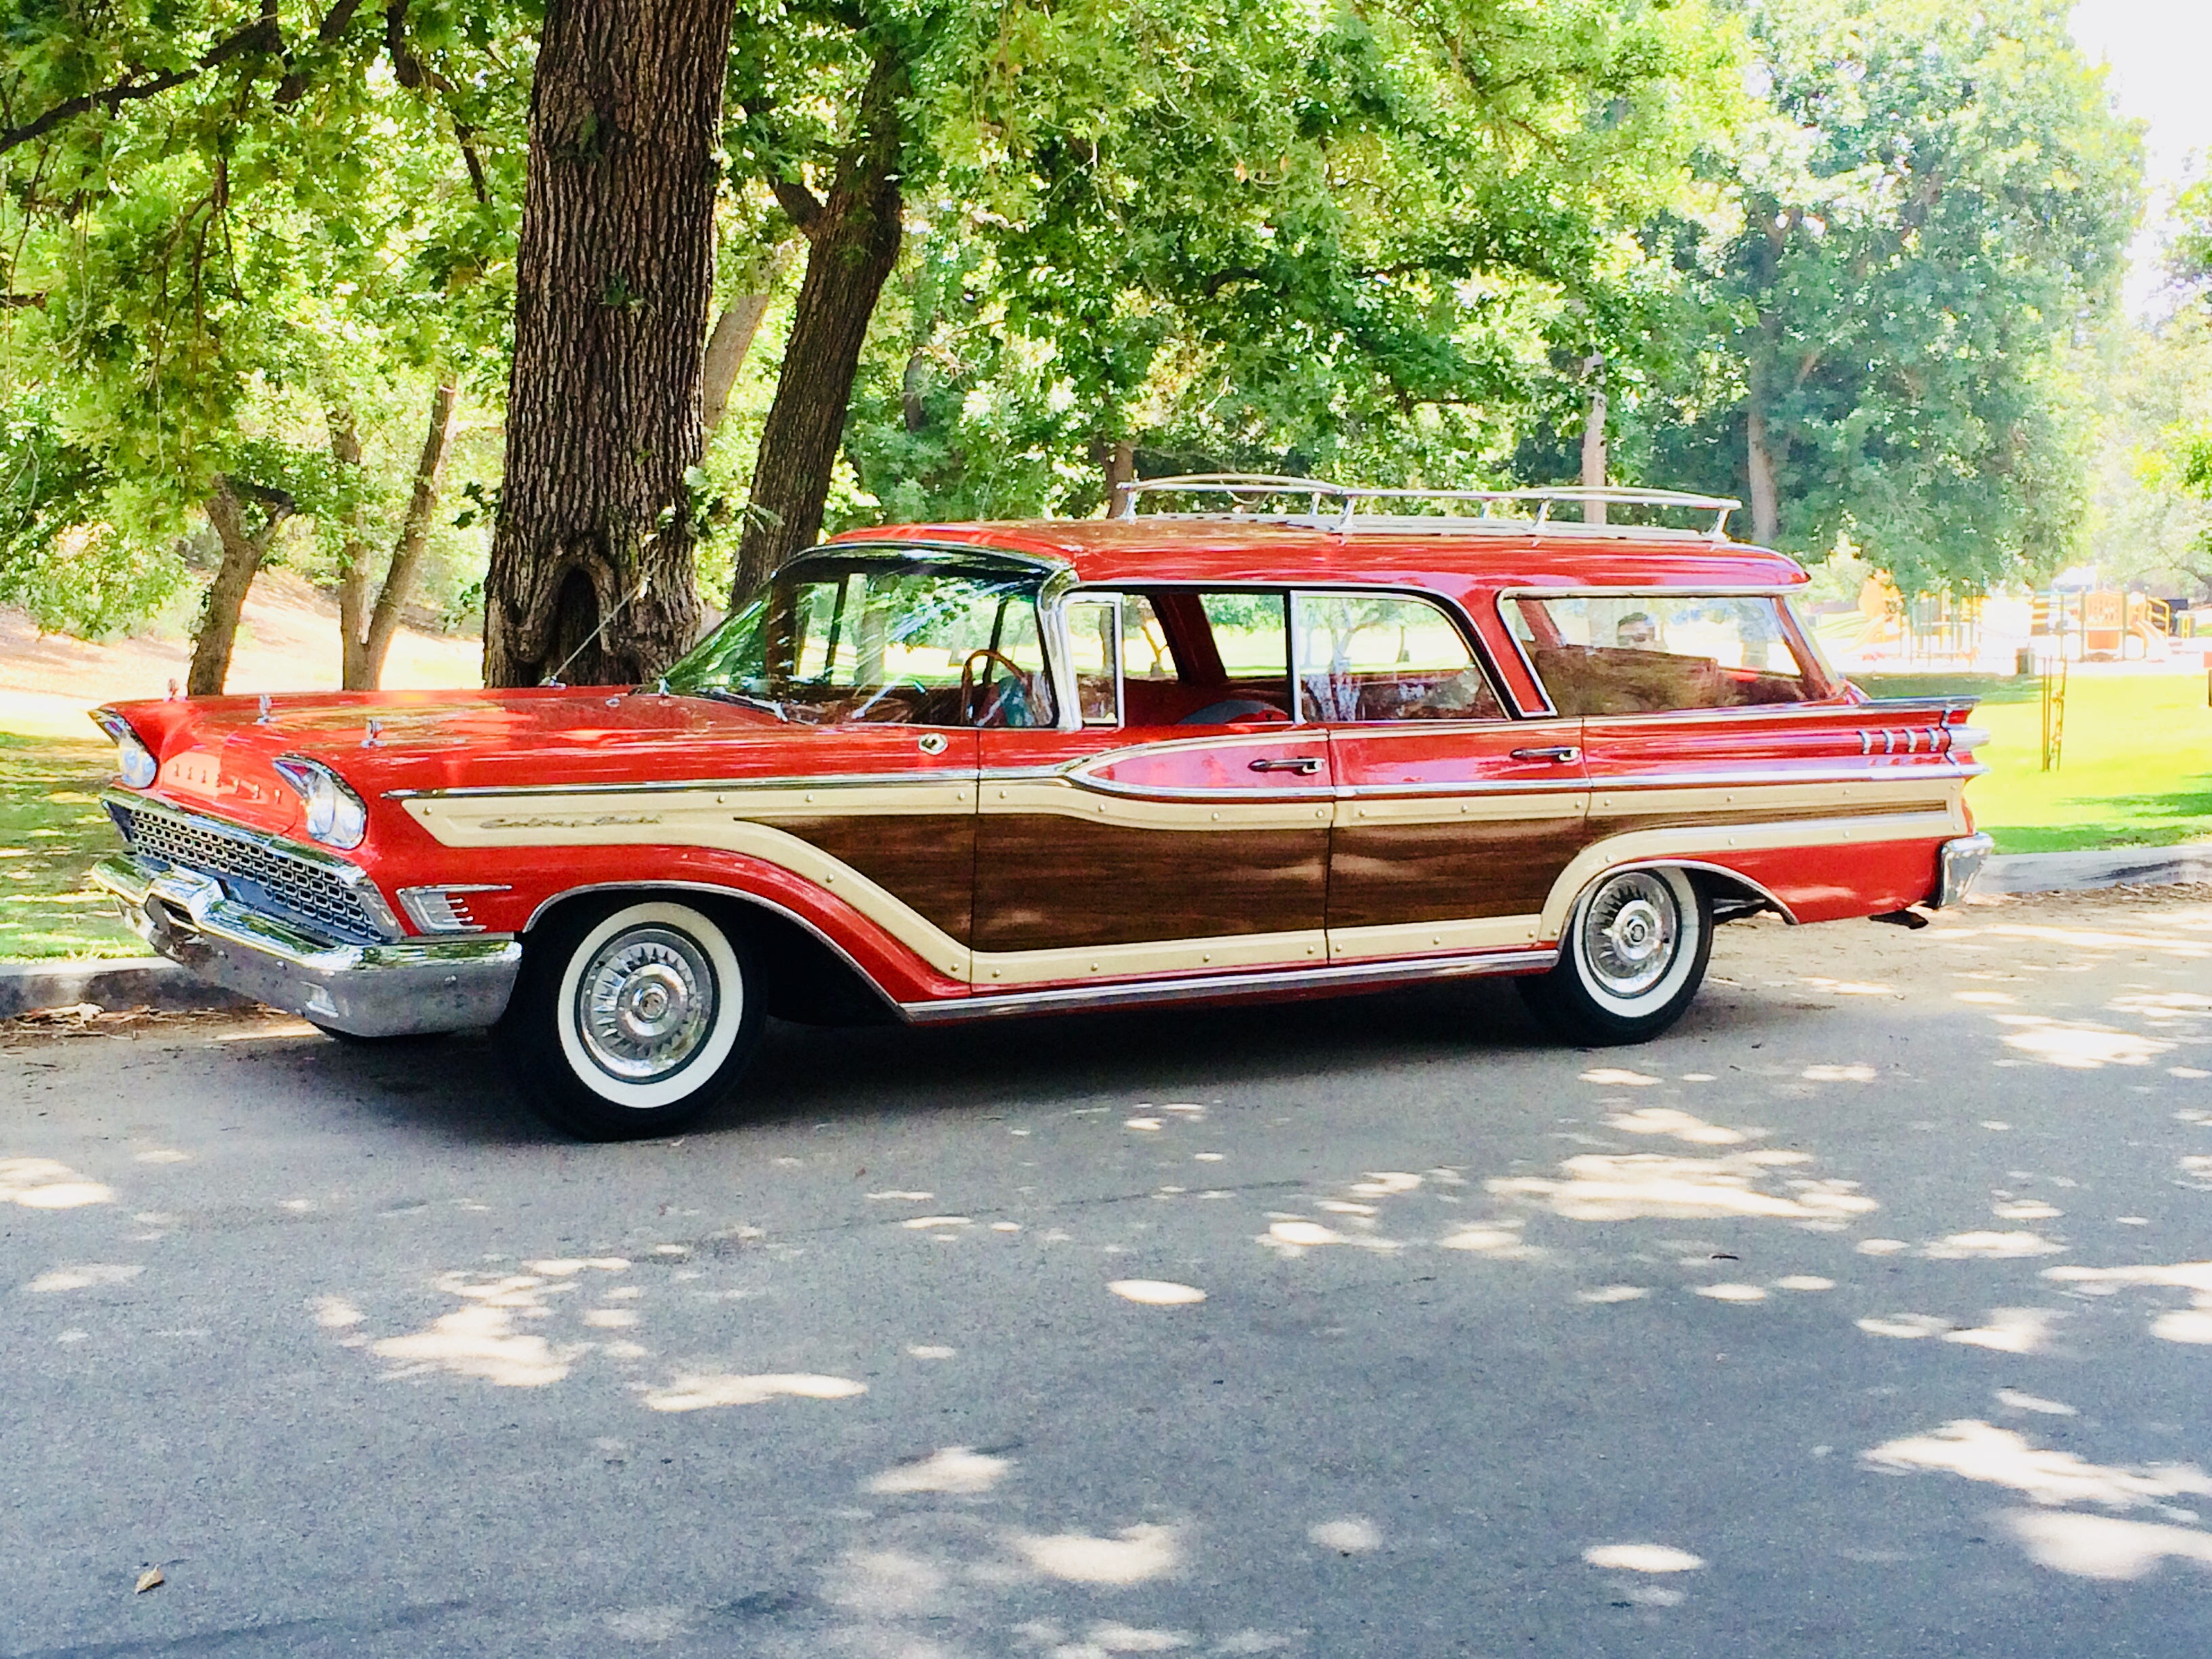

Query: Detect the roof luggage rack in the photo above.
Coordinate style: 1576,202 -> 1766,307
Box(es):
1113,474 -> 1740,541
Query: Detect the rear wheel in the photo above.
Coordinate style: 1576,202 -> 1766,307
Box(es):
1519,867 -> 1712,1046
497,896 -> 764,1141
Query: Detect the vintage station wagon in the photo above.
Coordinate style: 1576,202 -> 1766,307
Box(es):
90,478 -> 1991,1138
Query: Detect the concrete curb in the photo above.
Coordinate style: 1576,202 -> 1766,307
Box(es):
0,957 -> 252,1020
1980,844 -> 2212,896
3,844 -> 2207,1019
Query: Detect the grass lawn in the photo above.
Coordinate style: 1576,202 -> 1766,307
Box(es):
1858,672 -> 2212,854
0,735 -> 141,960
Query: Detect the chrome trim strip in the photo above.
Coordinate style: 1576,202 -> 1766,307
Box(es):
1613,859 -> 1800,924
91,854 -> 520,1036
897,947 -> 1558,1023
387,769 -> 974,801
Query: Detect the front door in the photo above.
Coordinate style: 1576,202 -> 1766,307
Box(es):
970,590 -> 1334,989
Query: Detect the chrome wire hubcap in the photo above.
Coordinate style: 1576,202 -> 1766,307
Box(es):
575,926 -> 716,1082
1582,873 -> 1680,998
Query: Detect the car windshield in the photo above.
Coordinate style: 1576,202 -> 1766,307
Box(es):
663,552 -> 1058,726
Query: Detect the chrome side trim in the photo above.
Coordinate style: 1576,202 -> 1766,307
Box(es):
388,770 -> 975,801
519,879 -> 907,1019
91,853 -> 520,1036
897,947 -> 1558,1023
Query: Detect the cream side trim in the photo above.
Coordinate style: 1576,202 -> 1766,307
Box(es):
1588,775 -> 1961,819
1339,792 -> 1583,827
407,794 -> 975,979
971,928 -> 1328,987
1536,806 -> 1969,937
1328,915 -> 1543,962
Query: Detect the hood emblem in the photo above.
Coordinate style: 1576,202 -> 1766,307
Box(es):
362,718 -> 384,749
256,693 -> 272,724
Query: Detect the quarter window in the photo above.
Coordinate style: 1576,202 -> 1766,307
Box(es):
1294,593 -> 1504,722
1509,594 -> 1812,715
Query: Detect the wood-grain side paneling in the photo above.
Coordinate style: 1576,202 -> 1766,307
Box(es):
974,814 -> 1326,951
1328,819 -> 1599,929
766,814 -> 977,943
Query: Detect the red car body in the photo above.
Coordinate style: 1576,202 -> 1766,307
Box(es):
90,483 -> 1990,1134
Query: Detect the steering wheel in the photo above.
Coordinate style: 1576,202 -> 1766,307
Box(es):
848,678 -> 933,724
960,649 -> 1035,727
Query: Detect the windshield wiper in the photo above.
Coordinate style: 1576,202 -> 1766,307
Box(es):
692,687 -> 791,722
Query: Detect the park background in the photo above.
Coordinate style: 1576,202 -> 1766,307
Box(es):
2,0 -> 2209,960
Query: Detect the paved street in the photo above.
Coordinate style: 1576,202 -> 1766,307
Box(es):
5,889 -> 2211,1658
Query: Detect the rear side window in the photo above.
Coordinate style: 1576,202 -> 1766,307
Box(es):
1294,593 -> 1506,722
1509,595 -> 1813,715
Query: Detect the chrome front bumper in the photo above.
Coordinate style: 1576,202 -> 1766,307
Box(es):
1931,832 -> 1996,909
91,854 -> 521,1036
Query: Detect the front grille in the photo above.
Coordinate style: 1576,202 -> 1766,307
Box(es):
115,804 -> 390,945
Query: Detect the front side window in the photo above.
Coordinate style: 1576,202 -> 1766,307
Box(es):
1294,593 -> 1506,722
665,553 -> 1057,726
1509,594 -> 1813,715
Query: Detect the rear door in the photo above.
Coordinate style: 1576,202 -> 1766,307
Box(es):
1300,590 -> 1590,962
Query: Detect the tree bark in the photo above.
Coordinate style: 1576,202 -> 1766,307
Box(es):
481,0 -> 735,688
701,248 -> 790,434
1579,353 -> 1607,526
731,45 -> 906,607
1101,438 -> 1135,514
331,417 -> 374,690
1746,388 -> 1781,548
188,480 -> 293,696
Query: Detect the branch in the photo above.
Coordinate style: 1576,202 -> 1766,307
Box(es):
0,11 -> 283,156
771,178 -> 825,239
274,0 -> 367,104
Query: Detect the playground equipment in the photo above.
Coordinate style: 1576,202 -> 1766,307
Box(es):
2030,590 -> 2172,661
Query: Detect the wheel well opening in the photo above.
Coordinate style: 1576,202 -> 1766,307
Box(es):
1687,868 -> 1788,925
526,888 -> 900,1026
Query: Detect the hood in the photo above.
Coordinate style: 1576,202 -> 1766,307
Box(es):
101,687 -> 794,838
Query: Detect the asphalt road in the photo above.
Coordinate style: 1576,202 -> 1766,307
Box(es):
5,888 -> 2212,1658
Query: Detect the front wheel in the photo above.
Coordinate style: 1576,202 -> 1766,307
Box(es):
1519,867 -> 1713,1046
497,896 -> 764,1141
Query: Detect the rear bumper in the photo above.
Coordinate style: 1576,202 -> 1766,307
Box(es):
1931,832 -> 1995,909
90,854 -> 521,1036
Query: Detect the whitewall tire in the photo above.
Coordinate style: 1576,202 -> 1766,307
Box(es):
499,895 -> 764,1139
1519,866 -> 1713,1046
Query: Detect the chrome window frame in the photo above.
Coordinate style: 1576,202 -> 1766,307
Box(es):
1287,586 -> 1510,726
1496,585 -> 1830,721
1059,592 -> 1127,729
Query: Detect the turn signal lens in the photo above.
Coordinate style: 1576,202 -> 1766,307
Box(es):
272,758 -> 369,849
91,709 -> 158,788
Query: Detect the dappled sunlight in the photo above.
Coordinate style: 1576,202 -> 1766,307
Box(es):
1489,1149 -> 1876,1224
1308,1519 -> 1381,1554
1944,1309 -> 2062,1353
0,1155 -> 112,1208
1582,1544 -> 1704,1572
1864,1420 -> 2212,1510
1012,1524 -> 1181,1586
1923,1231 -> 2064,1259
641,1372 -> 866,1412
1108,1279 -> 1206,1305
868,1448 -> 1012,1496
372,1303 -> 573,1388
1605,1107 -> 1747,1145
1579,1068 -> 1660,1087
2005,1511 -> 2212,1581
26,1263 -> 140,1293
1994,1015 -> 2174,1069
1997,1389 -> 2078,1416
2045,1261 -> 2212,1344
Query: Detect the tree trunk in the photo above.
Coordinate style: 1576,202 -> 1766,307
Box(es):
481,0 -> 735,688
1101,438 -> 1135,514
1579,354 -> 1607,527
730,46 -> 906,607
700,251 -> 787,435
187,481 -> 293,697
1746,390 -> 1781,547
331,417 -> 373,690
345,382 -> 462,690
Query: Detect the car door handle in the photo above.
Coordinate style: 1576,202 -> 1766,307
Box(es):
1509,745 -> 1581,763
1249,756 -> 1324,775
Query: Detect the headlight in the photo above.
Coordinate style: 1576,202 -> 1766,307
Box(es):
272,758 -> 369,849
91,709 -> 158,789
